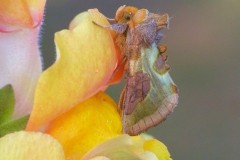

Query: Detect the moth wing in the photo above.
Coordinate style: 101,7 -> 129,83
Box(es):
122,71 -> 151,134
123,44 -> 178,135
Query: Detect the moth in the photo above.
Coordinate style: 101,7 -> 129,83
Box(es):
95,5 -> 178,135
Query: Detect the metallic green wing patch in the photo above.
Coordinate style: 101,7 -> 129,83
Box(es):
123,44 -> 178,135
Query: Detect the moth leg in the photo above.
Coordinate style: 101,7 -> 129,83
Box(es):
118,86 -> 128,134
105,17 -> 116,22
118,86 -> 126,113
92,21 -> 128,34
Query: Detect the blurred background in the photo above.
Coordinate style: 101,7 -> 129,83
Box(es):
41,0 -> 240,159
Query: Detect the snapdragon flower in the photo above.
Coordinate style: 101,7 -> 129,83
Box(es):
0,1 -> 172,160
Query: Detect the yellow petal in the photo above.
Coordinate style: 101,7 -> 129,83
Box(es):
89,156 -> 110,160
144,139 -> 172,160
0,0 -> 46,31
82,134 -> 159,160
26,9 -> 117,130
0,131 -> 65,160
46,92 -> 122,159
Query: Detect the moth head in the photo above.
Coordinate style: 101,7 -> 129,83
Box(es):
115,5 -> 138,23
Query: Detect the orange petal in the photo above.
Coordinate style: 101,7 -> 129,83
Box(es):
107,44 -> 125,84
26,9 -> 117,130
46,92 -> 122,159
105,23 -> 125,85
0,131 -> 65,160
0,0 -> 46,31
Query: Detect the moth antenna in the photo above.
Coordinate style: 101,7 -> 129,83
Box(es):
92,20 -> 106,28
106,17 -> 116,22
92,21 -> 127,33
